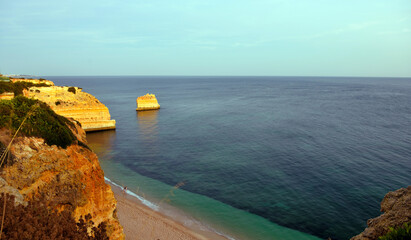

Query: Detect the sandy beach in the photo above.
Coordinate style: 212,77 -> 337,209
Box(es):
109,182 -> 230,240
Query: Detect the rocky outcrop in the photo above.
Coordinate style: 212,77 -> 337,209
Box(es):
0,92 -> 14,100
0,176 -> 27,206
136,93 -> 160,111
351,186 -> 411,240
0,123 -> 124,239
23,85 -> 116,132
10,78 -> 54,86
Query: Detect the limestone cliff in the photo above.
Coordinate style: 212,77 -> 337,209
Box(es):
136,93 -> 160,111
0,92 -> 14,100
23,85 -> 116,132
10,77 -> 54,86
0,122 -> 124,239
351,186 -> 411,240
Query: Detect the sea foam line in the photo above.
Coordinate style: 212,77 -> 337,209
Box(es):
104,177 -> 236,240
104,177 -> 159,211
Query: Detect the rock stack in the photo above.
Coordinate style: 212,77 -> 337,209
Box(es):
136,93 -> 160,111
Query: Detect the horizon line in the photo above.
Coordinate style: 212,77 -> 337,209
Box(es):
38,74 -> 411,79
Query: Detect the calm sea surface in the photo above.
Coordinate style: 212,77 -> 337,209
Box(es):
48,76 -> 411,240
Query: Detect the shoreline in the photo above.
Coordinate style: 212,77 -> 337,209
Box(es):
108,180 -> 232,240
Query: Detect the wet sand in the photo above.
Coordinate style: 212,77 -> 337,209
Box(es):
109,182 -> 230,240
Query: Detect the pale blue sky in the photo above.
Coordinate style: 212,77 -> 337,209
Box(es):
1,0 -> 410,77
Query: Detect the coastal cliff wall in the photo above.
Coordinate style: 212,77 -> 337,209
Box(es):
10,78 -> 54,86
136,93 -> 160,111
0,122 -> 124,239
0,92 -> 14,100
351,186 -> 411,240
23,86 -> 116,132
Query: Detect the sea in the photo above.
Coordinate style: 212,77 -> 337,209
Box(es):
47,76 -> 411,240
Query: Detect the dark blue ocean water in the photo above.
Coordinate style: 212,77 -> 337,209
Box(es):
48,76 -> 411,240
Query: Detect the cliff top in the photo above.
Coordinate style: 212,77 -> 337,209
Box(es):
137,93 -> 157,100
0,96 -> 76,148
10,78 -> 54,86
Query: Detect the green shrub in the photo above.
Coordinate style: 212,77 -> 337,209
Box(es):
68,87 -> 76,94
0,76 -> 10,81
0,81 -> 48,95
0,96 -> 76,148
379,223 -> 411,240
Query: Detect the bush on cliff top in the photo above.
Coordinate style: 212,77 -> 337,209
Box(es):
379,223 -> 411,240
68,87 -> 76,94
0,96 -> 76,148
0,193 -> 108,240
0,81 -> 49,95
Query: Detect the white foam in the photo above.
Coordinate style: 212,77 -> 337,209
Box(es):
104,177 -> 236,240
104,177 -> 159,211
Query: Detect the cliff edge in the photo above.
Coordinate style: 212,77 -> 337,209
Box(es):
0,96 -> 124,239
23,85 -> 116,132
351,186 -> 411,240
136,93 -> 160,111
10,77 -> 54,86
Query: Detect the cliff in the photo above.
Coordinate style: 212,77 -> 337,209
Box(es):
23,85 -> 116,132
10,77 -> 54,86
136,93 -> 160,111
0,92 -> 14,100
351,186 -> 411,240
0,122 -> 124,239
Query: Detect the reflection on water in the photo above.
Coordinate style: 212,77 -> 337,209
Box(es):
137,110 -> 159,143
137,110 -> 159,157
86,130 -> 117,160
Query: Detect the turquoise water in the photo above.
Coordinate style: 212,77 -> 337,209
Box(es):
48,76 -> 411,240
89,131 -> 320,240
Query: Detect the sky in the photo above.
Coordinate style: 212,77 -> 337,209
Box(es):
0,0 -> 410,77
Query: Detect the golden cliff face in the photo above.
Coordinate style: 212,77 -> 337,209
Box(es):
136,93 -> 160,111
10,78 -> 54,86
23,86 -> 116,132
0,125 -> 124,239
0,92 -> 14,100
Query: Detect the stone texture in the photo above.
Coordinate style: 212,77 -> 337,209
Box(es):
0,92 -> 14,100
136,93 -> 160,111
23,85 -> 116,132
0,176 -> 27,206
351,186 -> 411,240
0,125 -> 124,239
10,78 -> 54,86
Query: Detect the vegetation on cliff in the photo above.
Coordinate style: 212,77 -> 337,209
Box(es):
379,223 -> 411,240
351,186 -> 411,240
0,76 -> 9,81
0,81 -> 49,96
0,96 -> 76,148
68,87 -> 76,94
0,193 -> 108,240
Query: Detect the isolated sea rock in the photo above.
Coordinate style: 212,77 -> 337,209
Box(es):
0,123 -> 124,239
136,93 -> 160,111
23,84 -> 116,132
351,186 -> 411,240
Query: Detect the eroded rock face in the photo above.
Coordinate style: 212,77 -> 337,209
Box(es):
136,93 -> 160,111
0,126 -> 124,239
10,78 -> 54,86
23,86 -> 116,132
0,92 -> 14,100
351,186 -> 411,240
